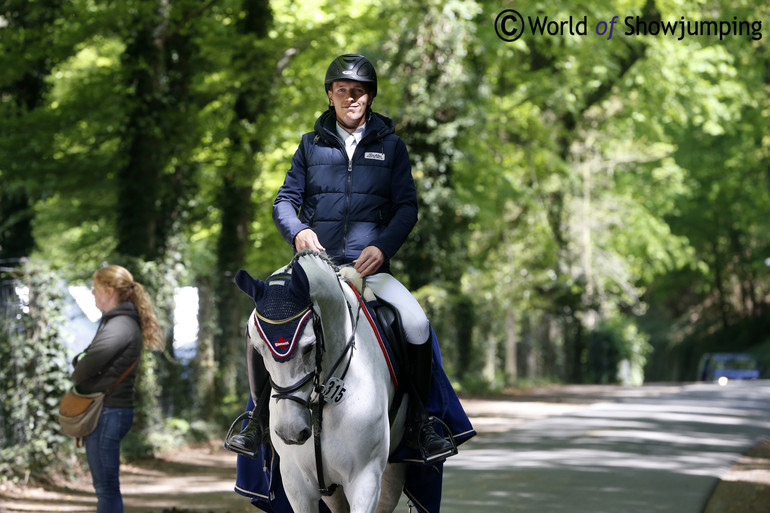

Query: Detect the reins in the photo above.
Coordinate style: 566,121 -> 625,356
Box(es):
312,278 -> 362,496
266,272 -> 363,496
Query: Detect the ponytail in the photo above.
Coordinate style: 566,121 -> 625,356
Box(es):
92,265 -> 165,351
128,281 -> 164,351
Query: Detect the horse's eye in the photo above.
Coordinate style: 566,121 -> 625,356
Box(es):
302,344 -> 314,356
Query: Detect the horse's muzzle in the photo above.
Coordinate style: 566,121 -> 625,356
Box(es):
277,426 -> 312,445
274,401 -> 313,445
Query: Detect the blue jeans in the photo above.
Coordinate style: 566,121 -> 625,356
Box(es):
84,407 -> 134,513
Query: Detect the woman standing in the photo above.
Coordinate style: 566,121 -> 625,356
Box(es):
71,265 -> 163,513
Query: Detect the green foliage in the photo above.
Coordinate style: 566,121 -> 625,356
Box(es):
586,317 -> 652,385
378,0 -> 481,290
455,0 -> 769,388
122,417 -> 218,460
414,283 -> 458,376
0,260 -> 78,483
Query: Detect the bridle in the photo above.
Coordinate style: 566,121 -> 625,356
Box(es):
261,276 -> 364,496
267,307 -> 358,408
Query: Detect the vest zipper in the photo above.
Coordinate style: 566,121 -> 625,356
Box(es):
343,157 -> 352,261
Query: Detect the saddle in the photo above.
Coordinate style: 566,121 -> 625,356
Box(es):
338,267 -> 407,383
367,299 -> 411,435
372,301 -> 407,374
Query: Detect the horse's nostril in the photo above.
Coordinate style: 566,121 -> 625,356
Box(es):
277,427 -> 312,445
297,428 -> 311,444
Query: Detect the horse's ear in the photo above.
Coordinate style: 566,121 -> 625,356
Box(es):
234,270 -> 266,302
288,261 -> 310,302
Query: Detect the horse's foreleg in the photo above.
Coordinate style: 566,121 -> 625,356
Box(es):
376,463 -> 406,513
281,464 -> 323,513
344,463 -> 387,513
322,487 -> 350,513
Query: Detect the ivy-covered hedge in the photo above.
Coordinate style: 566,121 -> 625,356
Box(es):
0,259 -> 78,483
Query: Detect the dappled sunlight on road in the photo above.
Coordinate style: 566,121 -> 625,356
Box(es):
438,381 -> 770,513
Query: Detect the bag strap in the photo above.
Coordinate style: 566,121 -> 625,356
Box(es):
105,356 -> 140,397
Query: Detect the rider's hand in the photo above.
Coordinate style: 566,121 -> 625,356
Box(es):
354,246 -> 385,278
294,229 -> 326,252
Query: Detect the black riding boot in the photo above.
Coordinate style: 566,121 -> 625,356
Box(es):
407,340 -> 456,463
228,342 -> 270,454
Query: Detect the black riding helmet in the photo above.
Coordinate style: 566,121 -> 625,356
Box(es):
324,54 -> 377,99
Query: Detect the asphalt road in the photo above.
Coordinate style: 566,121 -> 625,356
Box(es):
431,381 -> 770,513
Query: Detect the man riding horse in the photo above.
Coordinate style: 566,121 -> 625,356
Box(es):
228,54 -> 454,463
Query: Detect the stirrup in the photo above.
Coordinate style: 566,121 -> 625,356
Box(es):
223,410 -> 261,458
419,416 -> 458,465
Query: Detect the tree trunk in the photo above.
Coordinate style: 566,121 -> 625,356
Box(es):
504,309 -> 517,385
194,276 -> 218,419
0,1 -> 63,262
214,176 -> 253,398
453,291 -> 474,380
117,23 -> 165,260
114,0 -> 201,436
213,0 -> 273,400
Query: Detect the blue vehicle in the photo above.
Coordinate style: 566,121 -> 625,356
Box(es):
697,352 -> 760,382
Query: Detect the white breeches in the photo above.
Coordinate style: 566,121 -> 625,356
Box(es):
365,273 -> 430,345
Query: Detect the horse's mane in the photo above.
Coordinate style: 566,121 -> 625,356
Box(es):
287,250 -> 340,273
286,250 -> 374,301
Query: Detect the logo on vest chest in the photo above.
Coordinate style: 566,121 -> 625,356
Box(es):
364,152 -> 385,161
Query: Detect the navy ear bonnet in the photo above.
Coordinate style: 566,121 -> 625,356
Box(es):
257,273 -> 310,321
235,270 -> 313,361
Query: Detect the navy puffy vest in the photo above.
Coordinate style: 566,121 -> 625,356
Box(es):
274,111 -> 417,266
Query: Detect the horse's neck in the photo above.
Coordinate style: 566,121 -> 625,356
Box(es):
303,261 -> 349,341
305,264 -> 338,310
338,283 -> 386,367
316,276 -> 381,365
300,255 -> 382,369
